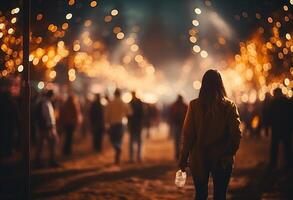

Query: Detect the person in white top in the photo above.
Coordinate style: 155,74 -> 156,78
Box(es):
35,90 -> 59,168
105,89 -> 132,164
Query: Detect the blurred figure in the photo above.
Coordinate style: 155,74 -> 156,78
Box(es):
169,95 -> 188,160
266,88 -> 293,169
260,93 -> 272,137
143,103 -> 152,138
89,94 -> 105,152
128,91 -> 144,163
60,94 -> 82,155
179,70 -> 241,200
0,78 -> 18,159
105,89 -> 132,164
35,90 -> 59,167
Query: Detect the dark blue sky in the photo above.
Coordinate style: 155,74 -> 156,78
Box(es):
1,0 -> 287,67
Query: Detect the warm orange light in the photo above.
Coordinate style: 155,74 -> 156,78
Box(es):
90,1 -> 97,8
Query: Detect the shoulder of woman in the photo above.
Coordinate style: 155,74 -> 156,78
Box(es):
189,98 -> 199,107
223,97 -> 236,107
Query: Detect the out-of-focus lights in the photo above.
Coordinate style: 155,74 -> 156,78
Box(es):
84,20 -> 92,27
276,21 -> 281,28
267,17 -> 273,23
284,78 -> 290,86
17,65 -> 23,72
36,14 -> 43,20
38,81 -> 45,90
255,13 -> 261,19
146,66 -> 155,74
135,55 -> 143,63
193,81 -> 201,90
126,37 -> 135,45
123,55 -> 131,64
189,36 -> 197,43
68,68 -> 76,82
42,55 -> 48,62
193,45 -> 201,53
113,26 -> 122,34
11,17 -> 17,24
0,33 -> 3,38
200,50 -> 208,58
90,1 -> 97,8
0,23 -> 5,29
2,70 -> 8,77
8,28 -> 14,34
286,33 -> 291,40
68,0 -> 75,6
283,5 -> 289,11
131,44 -> 139,52
66,13 -> 73,20
49,70 -> 57,79
192,19 -> 199,26
11,7 -> 20,15
104,15 -> 112,23
241,94 -> 248,103
111,9 -> 119,16
62,23 -> 69,30
69,75 -> 76,82
291,0 -> 293,5
122,92 -> 132,103
68,68 -> 75,76
116,32 -> 125,40
33,58 -> 40,66
73,44 -> 81,51
194,8 -> 201,15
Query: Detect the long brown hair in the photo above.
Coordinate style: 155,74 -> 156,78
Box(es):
199,69 -> 227,116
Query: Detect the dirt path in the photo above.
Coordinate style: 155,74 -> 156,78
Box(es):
31,123 -> 291,200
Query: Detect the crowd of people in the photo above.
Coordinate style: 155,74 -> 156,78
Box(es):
0,75 -> 292,171
30,87 -> 160,167
239,88 -> 293,169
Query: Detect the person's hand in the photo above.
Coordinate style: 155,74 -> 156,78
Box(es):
179,162 -> 187,172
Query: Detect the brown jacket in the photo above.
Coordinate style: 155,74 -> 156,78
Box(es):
179,98 -> 241,181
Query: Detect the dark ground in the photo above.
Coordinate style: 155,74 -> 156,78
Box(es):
1,123 -> 293,200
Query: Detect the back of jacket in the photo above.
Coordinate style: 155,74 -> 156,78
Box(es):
179,98 -> 241,180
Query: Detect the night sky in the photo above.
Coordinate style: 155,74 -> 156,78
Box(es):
0,0 -> 287,68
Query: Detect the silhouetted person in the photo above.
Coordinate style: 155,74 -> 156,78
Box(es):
35,90 -> 59,167
266,88 -> 293,169
261,93 -> 272,137
105,89 -> 132,164
170,95 -> 188,160
60,94 -> 81,155
144,103 -> 152,138
128,91 -> 144,162
0,79 -> 18,159
89,94 -> 105,152
179,70 -> 242,200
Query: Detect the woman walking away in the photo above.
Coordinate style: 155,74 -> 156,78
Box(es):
179,69 -> 242,200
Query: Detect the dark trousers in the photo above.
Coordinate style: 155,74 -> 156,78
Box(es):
172,125 -> 181,160
129,125 -> 143,162
270,131 -> 292,168
192,164 -> 233,200
0,129 -> 13,158
63,125 -> 75,155
92,128 -> 103,152
109,123 -> 124,164
36,129 -> 58,164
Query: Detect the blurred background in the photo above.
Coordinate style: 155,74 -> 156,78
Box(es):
0,0 -> 292,199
